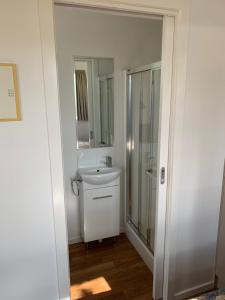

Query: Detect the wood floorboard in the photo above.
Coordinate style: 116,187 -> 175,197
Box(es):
69,234 -> 153,300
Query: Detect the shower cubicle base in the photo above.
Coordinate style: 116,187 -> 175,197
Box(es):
125,222 -> 154,273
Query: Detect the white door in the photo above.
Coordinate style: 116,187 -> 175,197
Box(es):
127,16 -> 174,300
153,16 -> 174,300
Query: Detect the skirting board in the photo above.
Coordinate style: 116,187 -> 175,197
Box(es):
174,281 -> 215,300
125,222 -> 154,272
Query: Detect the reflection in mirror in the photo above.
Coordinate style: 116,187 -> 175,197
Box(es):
74,57 -> 114,149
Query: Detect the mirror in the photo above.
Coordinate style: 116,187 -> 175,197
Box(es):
74,57 -> 114,149
0,63 -> 21,122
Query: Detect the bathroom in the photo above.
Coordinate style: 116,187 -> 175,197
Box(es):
55,3 -> 169,300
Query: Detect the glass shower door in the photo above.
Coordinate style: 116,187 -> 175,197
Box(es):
127,65 -> 161,253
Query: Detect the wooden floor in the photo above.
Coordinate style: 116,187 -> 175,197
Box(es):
69,234 -> 153,300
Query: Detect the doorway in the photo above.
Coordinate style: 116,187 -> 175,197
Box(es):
51,2 -> 175,300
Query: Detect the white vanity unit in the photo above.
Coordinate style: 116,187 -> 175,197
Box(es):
78,167 -> 121,243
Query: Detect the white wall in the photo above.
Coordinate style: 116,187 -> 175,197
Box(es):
54,5 -> 163,244
0,1 -> 63,299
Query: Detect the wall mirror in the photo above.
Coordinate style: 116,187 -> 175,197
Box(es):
0,63 -> 21,121
74,57 -> 114,149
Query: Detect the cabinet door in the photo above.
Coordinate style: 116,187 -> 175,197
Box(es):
84,186 -> 120,242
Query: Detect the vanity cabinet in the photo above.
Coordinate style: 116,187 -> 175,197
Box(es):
79,177 -> 120,243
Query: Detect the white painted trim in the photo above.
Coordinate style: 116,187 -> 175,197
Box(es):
54,0 -> 178,17
126,223 -> 154,272
174,281 -> 215,300
55,3 -> 163,21
38,1 -> 70,299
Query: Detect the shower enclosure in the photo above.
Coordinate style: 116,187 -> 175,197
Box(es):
127,62 -> 161,254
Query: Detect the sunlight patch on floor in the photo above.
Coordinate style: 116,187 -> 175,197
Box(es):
71,277 -> 112,300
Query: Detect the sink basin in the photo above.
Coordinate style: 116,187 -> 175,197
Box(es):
78,167 -> 121,185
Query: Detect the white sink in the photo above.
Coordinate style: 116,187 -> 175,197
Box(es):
78,166 -> 121,185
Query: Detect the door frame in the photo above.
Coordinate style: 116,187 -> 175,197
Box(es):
38,1 -> 190,299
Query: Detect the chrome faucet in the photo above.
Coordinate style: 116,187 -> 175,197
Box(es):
105,156 -> 112,167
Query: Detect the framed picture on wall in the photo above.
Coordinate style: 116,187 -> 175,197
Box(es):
0,63 -> 21,121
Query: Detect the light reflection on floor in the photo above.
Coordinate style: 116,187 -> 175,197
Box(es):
71,277 -> 112,299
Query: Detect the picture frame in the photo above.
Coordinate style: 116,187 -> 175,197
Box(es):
0,63 -> 21,121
